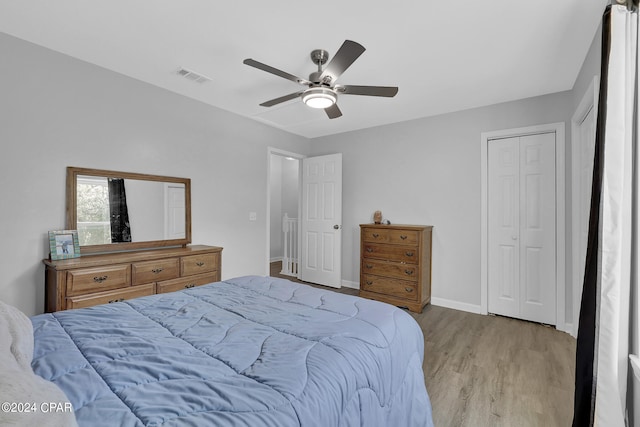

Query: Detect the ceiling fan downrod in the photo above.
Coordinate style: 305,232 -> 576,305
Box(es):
309,49 -> 329,84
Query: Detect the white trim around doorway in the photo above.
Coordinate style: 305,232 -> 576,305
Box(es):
570,75 -> 599,337
265,147 -> 306,277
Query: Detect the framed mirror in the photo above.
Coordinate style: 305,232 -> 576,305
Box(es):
66,167 -> 191,254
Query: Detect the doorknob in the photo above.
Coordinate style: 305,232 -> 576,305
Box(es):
333,225 -> 341,229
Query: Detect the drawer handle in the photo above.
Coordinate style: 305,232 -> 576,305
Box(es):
405,251 -> 414,257
366,247 -> 374,253
108,298 -> 124,303
365,264 -> 373,269
184,284 -> 196,289
366,281 -> 373,286
372,233 -> 380,238
405,269 -> 414,275
400,235 -> 408,240
195,262 -> 205,267
151,268 -> 164,274
93,276 -> 108,283
405,287 -> 413,293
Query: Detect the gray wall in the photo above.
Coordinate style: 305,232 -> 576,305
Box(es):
0,33 -> 310,316
125,180 -> 165,242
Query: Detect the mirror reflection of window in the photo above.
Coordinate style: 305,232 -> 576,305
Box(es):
76,176 -> 111,246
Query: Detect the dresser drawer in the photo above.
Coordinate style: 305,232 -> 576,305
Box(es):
157,272 -> 219,294
362,228 -> 420,245
66,264 -> 131,296
361,275 -> 418,301
67,283 -> 155,310
388,229 -> 419,245
361,259 -> 418,281
131,258 -> 180,285
362,244 -> 419,264
181,253 -> 220,276
362,227 -> 390,243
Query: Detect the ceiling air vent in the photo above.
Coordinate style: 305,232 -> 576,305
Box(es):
177,67 -> 212,84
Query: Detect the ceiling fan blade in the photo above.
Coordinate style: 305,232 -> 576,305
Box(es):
339,85 -> 399,97
319,40 -> 365,85
243,59 -> 311,86
259,91 -> 304,107
325,103 -> 342,119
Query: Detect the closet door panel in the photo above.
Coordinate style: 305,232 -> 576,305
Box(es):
488,137 -> 520,318
519,133 -> 556,324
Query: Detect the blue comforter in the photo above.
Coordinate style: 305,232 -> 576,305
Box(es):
31,276 -> 433,426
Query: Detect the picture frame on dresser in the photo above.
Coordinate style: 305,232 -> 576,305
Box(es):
48,229 -> 81,260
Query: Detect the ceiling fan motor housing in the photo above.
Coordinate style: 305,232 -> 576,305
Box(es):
308,71 -> 323,84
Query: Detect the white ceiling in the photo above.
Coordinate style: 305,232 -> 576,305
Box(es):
0,0 -> 607,139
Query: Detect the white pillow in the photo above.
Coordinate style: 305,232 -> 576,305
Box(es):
0,301 -> 78,427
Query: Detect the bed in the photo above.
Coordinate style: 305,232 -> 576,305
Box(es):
23,275 -> 433,426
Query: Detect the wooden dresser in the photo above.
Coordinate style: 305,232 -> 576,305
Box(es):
359,224 -> 432,313
43,245 -> 222,312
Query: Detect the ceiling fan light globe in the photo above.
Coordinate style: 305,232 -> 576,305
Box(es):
302,88 -> 337,109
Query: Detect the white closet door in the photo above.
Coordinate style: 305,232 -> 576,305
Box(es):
488,137 -> 521,318
488,133 -> 556,324
299,153 -> 342,288
165,184 -> 186,239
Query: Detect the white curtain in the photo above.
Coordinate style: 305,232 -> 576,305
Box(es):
594,4 -> 638,426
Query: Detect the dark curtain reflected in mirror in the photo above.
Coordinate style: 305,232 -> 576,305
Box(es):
108,178 -> 132,243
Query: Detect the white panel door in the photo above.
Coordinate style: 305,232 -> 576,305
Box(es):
299,153 -> 342,287
519,133 -> 556,323
488,133 -> 556,324
164,184 -> 185,239
488,137 -> 521,317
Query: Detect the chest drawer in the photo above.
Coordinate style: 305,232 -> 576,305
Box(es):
362,227 -> 390,243
361,275 -> 418,301
361,259 -> 418,281
157,272 -> 219,294
181,253 -> 220,276
67,283 -> 155,310
67,264 -> 131,296
362,228 -> 420,245
132,258 -> 180,285
362,243 -> 419,264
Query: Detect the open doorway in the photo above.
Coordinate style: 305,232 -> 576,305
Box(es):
266,148 -> 303,278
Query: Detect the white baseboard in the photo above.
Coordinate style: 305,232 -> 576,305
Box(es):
556,321 -> 575,337
269,257 -> 283,263
343,283 -> 484,314
430,297 -> 483,314
430,296 -> 576,336
341,280 -> 359,290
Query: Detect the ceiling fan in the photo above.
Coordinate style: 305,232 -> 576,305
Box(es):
243,40 -> 398,119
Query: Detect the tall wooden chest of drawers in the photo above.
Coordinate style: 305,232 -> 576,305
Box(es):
43,245 -> 222,312
359,224 -> 432,313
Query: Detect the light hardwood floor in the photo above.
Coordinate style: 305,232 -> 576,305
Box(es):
270,262 -> 577,426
